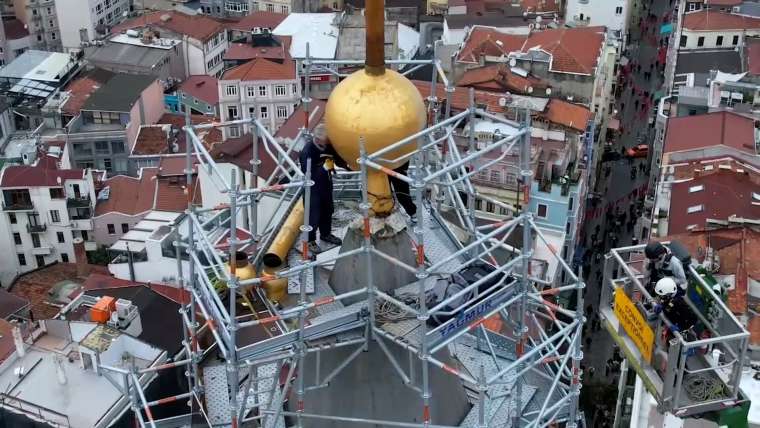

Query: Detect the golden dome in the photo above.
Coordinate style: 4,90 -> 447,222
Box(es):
325,68 -> 426,171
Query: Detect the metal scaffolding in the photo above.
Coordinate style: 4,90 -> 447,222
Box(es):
120,49 -> 587,428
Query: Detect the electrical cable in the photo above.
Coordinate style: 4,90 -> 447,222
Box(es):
375,292 -> 420,323
684,373 -> 727,402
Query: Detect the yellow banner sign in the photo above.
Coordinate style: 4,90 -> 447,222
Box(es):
613,288 -> 654,363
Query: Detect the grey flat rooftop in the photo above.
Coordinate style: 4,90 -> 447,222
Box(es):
86,42 -> 173,70
675,49 -> 742,76
83,73 -> 156,112
0,50 -> 74,82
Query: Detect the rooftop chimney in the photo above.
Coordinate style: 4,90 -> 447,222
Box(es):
11,325 -> 25,358
73,237 -> 90,278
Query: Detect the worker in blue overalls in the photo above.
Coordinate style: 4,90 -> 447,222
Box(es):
299,124 -> 346,254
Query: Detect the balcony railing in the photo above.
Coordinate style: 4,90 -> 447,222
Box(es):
26,223 -> 46,233
67,195 -> 92,208
3,201 -> 34,211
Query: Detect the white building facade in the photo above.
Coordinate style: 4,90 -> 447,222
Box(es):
217,59 -> 301,139
0,152 -> 98,283
564,0 -> 633,42
56,0 -> 132,50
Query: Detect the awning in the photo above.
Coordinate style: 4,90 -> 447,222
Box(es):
660,23 -> 673,35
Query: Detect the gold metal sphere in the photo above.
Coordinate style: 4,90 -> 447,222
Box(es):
324,68 -> 426,171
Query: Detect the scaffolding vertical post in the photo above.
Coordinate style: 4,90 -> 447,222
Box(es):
249,104 -> 259,244
476,364 -> 487,428
302,43 -> 312,131
295,160 -> 313,428
414,127 -> 431,426
359,141 -> 376,332
184,110 -> 201,406
466,88 -> 477,258
227,170 -> 240,428
567,268 -> 585,428
514,108 -> 533,428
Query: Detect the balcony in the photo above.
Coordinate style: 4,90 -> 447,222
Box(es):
67,196 -> 92,208
27,223 -> 47,233
2,201 -> 34,211
31,245 -> 52,256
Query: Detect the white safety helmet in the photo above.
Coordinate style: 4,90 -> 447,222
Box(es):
655,277 -> 677,297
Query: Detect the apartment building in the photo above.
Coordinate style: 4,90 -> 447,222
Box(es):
679,9 -> 760,49
0,19 -> 33,66
47,70 -> 164,175
218,57 -> 300,138
200,0 -> 292,17
0,144 -> 99,281
111,11 -> 228,77
564,0 -> 633,42
56,0 -> 132,51
12,0 -> 61,51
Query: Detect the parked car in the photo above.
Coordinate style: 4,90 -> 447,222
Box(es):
626,144 -> 649,158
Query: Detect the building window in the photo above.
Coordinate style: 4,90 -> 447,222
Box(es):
119,223 -> 128,233
276,105 -> 288,118
17,253 -> 25,266
95,141 -> 110,154
111,141 -> 125,153
13,233 -> 21,245
280,4 -> 288,13
31,234 -> 40,248
107,223 -> 115,234
258,85 -> 267,97
266,3 -> 274,12
57,231 -> 65,243
229,126 -> 240,137
61,253 -> 69,263
489,170 -> 501,183
248,106 -> 256,117
687,204 -> 704,213
104,158 -> 112,171
615,6 -> 622,14
49,188 -> 64,199
227,105 -> 238,120
486,202 -> 494,213
50,210 -> 60,223
697,36 -> 704,47
8,213 -> 16,224
225,85 -> 238,96
82,230 -> 89,241
275,85 -> 286,96
536,203 -> 548,218
733,35 -> 740,45
260,106 -> 268,119
35,255 -> 44,268
291,83 -> 298,94
716,35 -> 723,46
247,86 -> 256,97
680,35 -> 687,47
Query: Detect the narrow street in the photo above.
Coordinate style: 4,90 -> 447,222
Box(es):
578,0 -> 675,424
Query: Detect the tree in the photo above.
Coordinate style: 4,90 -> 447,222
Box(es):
87,247 -> 111,266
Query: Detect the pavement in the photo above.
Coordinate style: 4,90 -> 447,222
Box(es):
577,0 -> 676,424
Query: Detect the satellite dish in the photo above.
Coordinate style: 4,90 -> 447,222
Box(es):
527,86 -> 533,94
536,16 -> 543,24
509,57 -> 517,67
498,97 -> 507,107
546,87 -> 552,95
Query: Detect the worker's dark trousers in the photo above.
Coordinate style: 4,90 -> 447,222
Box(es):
391,163 -> 417,217
308,192 -> 333,242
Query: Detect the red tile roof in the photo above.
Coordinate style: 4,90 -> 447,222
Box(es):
224,11 -> 288,32
540,99 -> 593,132
0,154 -> 85,188
274,99 -> 327,140
211,134 -> 284,178
132,114 -> 223,156
224,36 -> 291,62
178,75 -> 219,106
3,19 -> 28,40
664,111 -> 757,155
522,26 -> 606,75
746,38 -> 760,75
668,169 -> 760,235
457,27 -> 527,63
410,80 -> 592,131
222,57 -> 296,81
457,64 -> 547,94
94,166 -> 198,216
82,273 -> 189,305
95,168 -> 158,216
520,0 -> 560,12
683,10 -> 760,31
111,11 -> 225,42
61,69 -> 115,116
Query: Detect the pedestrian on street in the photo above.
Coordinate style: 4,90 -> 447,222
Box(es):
605,359 -> 614,377
588,366 -> 595,380
585,336 -> 592,349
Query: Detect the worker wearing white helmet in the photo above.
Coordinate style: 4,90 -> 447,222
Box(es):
653,277 -> 697,334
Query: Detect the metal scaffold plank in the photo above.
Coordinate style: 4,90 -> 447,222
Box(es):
203,365 -> 232,427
